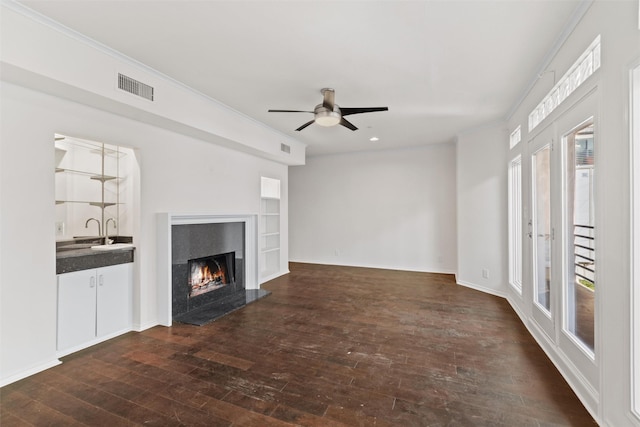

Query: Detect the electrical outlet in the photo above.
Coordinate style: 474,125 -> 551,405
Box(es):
482,268 -> 489,279
55,222 -> 65,236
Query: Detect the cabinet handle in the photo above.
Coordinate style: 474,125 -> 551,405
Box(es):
99,275 -> 104,286
90,276 -> 95,288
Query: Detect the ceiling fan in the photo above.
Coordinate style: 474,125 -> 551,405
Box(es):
268,88 -> 388,131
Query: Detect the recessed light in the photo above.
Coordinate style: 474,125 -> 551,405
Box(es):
369,137 -> 379,142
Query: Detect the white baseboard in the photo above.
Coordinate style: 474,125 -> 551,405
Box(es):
132,321 -> 160,332
0,359 -> 62,387
506,294 -> 527,320
56,327 -> 135,358
506,298 -> 601,424
456,279 -> 507,298
425,268 -> 457,275
288,260 -> 456,276
259,269 -> 290,284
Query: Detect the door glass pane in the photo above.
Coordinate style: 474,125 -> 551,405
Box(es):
564,122 -> 595,353
508,156 -> 523,293
533,145 -> 552,313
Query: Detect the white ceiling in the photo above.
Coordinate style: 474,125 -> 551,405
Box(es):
19,0 -> 583,156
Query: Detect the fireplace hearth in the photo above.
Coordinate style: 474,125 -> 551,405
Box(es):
173,289 -> 270,326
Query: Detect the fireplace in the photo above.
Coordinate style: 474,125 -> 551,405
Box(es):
188,252 -> 235,298
164,216 -> 268,326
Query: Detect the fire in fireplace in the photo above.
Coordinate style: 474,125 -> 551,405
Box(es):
188,252 -> 235,298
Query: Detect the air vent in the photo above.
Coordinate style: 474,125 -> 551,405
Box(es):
118,73 -> 154,101
280,143 -> 291,154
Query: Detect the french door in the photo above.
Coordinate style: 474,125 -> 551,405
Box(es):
530,125 -> 557,340
528,91 -> 598,389
556,94 -> 597,387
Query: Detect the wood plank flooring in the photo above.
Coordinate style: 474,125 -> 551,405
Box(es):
1,263 -> 596,426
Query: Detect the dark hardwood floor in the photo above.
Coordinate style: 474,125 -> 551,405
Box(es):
1,263 -> 596,426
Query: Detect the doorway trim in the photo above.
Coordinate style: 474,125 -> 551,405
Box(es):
630,58 -> 640,420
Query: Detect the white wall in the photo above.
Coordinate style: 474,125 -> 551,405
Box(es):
0,3 -> 305,167
0,2 -> 294,386
456,123 -> 509,297
505,1 -> 640,425
1,83 -> 60,384
289,144 -> 457,274
0,82 -> 289,385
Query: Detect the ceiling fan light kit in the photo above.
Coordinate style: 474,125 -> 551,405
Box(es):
268,88 -> 388,131
313,107 -> 341,127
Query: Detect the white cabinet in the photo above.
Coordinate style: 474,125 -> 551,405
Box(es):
57,263 -> 132,355
96,263 -> 132,337
57,269 -> 97,351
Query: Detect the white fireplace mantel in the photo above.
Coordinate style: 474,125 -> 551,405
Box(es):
156,213 -> 258,326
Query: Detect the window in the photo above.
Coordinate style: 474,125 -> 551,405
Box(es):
529,36 -> 601,132
510,126 -> 522,149
532,145 -> 552,313
562,120 -> 595,354
508,155 -> 523,293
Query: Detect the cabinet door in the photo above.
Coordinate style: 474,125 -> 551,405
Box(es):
96,263 -> 132,338
57,269 -> 97,352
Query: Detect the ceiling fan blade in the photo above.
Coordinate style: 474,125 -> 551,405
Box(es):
322,88 -> 335,110
295,120 -> 316,131
268,109 -> 313,113
339,117 -> 358,131
340,107 -> 389,117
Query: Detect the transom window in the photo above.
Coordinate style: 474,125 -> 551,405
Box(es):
510,126 -> 522,149
529,35 -> 601,132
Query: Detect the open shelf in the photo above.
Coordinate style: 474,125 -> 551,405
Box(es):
89,202 -> 117,208
55,201 -> 119,207
90,175 -> 117,182
56,168 -> 118,182
55,136 -> 127,239
260,197 -> 280,277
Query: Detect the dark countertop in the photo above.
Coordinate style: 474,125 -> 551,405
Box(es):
56,237 -> 135,274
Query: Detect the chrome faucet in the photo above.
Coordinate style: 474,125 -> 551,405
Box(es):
105,218 -> 117,244
85,218 -> 101,236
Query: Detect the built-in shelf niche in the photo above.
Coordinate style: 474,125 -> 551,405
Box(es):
54,134 -> 133,240
260,177 -> 281,279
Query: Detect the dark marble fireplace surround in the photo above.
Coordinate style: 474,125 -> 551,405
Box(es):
172,222 -> 268,325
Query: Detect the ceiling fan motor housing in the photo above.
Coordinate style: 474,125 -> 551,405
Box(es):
314,104 -> 341,127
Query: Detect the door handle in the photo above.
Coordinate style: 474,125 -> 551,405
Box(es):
98,274 -> 104,286
89,276 -> 95,288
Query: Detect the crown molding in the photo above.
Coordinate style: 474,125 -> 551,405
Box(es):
505,0 -> 594,121
0,0 -> 302,147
